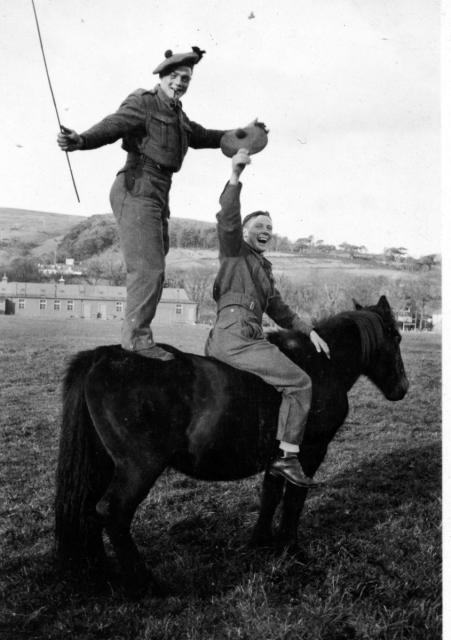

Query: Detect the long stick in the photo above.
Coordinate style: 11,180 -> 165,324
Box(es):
31,0 -> 80,202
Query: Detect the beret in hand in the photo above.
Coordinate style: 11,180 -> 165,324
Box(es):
220,122 -> 269,157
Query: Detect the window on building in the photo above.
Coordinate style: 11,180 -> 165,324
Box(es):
54,299 -> 61,311
39,299 -> 47,310
115,301 -> 124,312
175,303 -> 182,315
67,300 -> 74,311
18,298 -> 25,309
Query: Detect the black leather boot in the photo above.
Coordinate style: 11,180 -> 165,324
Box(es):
269,454 -> 319,488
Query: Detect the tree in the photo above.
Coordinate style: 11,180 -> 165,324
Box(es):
293,235 -> 314,253
416,254 -> 437,271
103,257 -> 126,285
271,235 -> 293,252
316,243 -> 336,254
84,257 -> 106,285
57,215 -> 119,261
339,242 -> 363,258
384,247 -> 409,262
6,257 -> 43,282
182,269 -> 216,309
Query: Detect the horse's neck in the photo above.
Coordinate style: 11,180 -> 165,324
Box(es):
328,321 -> 364,391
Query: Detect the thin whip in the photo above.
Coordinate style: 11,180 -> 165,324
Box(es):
31,0 -> 80,202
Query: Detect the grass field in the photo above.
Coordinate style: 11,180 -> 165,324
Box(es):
0,317 -> 441,640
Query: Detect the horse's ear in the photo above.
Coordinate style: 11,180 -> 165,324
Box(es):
353,298 -> 363,310
377,295 -> 391,311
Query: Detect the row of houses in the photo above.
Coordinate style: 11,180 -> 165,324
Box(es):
0,276 -> 197,324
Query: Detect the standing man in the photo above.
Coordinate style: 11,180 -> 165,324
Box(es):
58,47 -> 228,360
205,149 -> 330,487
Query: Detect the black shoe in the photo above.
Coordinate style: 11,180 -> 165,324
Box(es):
135,344 -> 174,361
269,455 -> 319,488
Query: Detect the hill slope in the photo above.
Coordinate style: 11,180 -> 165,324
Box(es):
0,207 -> 85,263
0,208 -> 84,241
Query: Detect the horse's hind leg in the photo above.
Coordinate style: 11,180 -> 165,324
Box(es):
249,471 -> 285,548
96,454 -> 168,596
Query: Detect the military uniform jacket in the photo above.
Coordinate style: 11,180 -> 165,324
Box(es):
212,182 -> 313,335
79,86 -> 224,172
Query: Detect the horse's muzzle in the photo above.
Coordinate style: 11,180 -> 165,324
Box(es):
386,376 -> 409,401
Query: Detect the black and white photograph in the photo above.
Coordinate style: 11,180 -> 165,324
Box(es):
0,1 -> 443,638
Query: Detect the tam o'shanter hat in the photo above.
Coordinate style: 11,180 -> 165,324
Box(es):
153,46 -> 206,75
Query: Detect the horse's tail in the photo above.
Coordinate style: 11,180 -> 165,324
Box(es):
54,349 -> 112,567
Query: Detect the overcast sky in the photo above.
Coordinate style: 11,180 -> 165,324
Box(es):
0,0 -> 441,257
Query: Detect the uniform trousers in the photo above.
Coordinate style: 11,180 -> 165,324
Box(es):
205,306 -> 312,445
109,167 -> 172,351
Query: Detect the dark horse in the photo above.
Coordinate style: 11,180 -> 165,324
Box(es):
55,296 -> 408,593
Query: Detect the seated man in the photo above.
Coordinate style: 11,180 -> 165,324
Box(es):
205,149 -> 330,488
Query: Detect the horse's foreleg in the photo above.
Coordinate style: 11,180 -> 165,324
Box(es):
96,457 -> 167,596
249,471 -> 285,548
277,484 -> 309,554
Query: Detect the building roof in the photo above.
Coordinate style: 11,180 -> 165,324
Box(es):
0,281 -> 194,303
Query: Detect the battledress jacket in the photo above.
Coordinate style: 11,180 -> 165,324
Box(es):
212,182 -> 313,335
77,85 -> 225,172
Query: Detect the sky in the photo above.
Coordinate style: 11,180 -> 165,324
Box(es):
0,0 -> 442,257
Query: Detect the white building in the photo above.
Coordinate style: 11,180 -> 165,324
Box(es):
0,276 -> 197,323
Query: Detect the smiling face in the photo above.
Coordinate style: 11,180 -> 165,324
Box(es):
243,214 -> 273,253
159,65 -> 193,100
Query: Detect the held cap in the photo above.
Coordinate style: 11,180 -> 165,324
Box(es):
153,46 -> 206,75
221,122 -> 269,158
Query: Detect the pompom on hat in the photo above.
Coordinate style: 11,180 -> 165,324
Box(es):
153,46 -> 206,75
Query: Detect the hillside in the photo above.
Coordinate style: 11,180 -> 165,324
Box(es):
0,209 -> 441,320
0,207 -> 84,263
164,248 -> 420,281
56,214 -> 217,262
0,208 -> 84,241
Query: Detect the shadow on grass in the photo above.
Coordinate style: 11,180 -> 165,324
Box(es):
1,441 -> 441,637
137,441 -> 441,599
308,440 -> 441,531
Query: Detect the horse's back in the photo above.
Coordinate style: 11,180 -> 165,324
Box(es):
64,344 -> 280,480
63,341 -> 345,481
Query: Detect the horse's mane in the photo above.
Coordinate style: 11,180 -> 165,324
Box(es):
317,309 -> 385,366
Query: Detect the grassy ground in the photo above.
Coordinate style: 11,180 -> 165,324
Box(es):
0,318 -> 441,640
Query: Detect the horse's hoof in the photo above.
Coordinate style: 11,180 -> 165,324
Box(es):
248,532 -> 274,549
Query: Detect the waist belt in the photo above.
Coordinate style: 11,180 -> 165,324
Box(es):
124,154 -> 175,176
217,293 -> 262,317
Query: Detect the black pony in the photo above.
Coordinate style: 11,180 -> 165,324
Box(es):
55,296 -> 408,594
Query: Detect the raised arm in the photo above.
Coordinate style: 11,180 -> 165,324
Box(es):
216,149 -> 251,257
